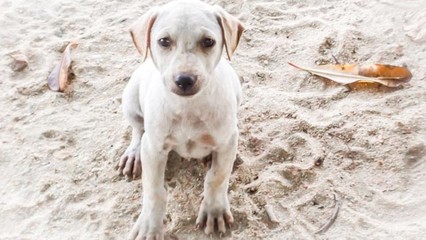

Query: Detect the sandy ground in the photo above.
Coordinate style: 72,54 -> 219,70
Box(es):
1,0 -> 426,239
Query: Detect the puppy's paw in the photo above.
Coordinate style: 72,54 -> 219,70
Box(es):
128,212 -> 164,240
196,196 -> 234,235
118,144 -> 141,180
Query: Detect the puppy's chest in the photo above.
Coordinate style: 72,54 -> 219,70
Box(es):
167,115 -> 219,159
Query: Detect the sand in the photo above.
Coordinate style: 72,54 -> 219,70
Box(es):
1,0 -> 425,239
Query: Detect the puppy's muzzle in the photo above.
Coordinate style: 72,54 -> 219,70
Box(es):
173,73 -> 199,96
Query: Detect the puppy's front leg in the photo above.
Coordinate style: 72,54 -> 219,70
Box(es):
129,134 -> 168,240
119,125 -> 143,180
196,132 -> 238,235
119,77 -> 144,180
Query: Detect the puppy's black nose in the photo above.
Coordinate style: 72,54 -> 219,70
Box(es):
175,74 -> 197,92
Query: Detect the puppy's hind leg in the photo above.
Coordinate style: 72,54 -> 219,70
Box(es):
119,76 -> 144,180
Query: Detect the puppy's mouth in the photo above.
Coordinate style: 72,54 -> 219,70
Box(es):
171,87 -> 200,97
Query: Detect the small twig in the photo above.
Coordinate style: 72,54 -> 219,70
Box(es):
331,53 -> 340,64
315,193 -> 341,234
265,204 -> 279,223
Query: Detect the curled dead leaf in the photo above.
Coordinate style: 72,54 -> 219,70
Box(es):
10,53 -> 29,71
48,41 -> 78,92
288,62 -> 412,88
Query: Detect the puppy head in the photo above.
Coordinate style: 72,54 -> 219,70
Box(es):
130,0 -> 244,97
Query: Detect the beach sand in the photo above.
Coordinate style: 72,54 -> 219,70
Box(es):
1,0 -> 425,239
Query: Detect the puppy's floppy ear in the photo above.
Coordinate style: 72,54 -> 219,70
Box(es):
129,8 -> 158,62
214,6 -> 244,60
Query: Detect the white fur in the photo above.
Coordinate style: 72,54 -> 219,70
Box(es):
120,1 -> 243,239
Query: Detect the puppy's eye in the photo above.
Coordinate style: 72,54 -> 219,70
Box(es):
201,38 -> 215,48
158,37 -> 171,48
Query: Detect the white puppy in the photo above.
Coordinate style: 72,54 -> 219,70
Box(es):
119,0 -> 244,239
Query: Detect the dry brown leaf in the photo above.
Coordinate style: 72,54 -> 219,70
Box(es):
10,53 -> 29,71
288,62 -> 412,87
48,41 -> 78,92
